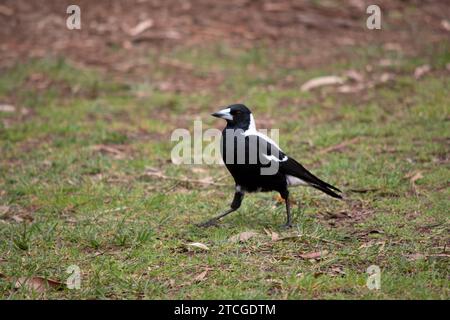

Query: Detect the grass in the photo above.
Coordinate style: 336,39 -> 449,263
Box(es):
0,43 -> 449,299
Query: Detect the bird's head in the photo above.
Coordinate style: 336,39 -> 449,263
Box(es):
211,104 -> 253,129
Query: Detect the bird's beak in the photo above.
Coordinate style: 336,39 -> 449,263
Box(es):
211,108 -> 233,121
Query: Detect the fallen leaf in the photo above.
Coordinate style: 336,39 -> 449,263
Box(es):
379,73 -> 395,83
90,144 -> 126,159
301,76 -> 345,92
414,65 -> 431,79
441,20 -> 450,32
229,231 -> 258,243
127,19 -> 154,36
0,205 -> 9,216
337,83 -> 367,93
299,250 -> 328,260
194,270 -> 209,282
263,228 -> 280,241
405,171 -> 423,185
0,5 -> 13,16
11,215 -> 24,223
15,276 -> 63,293
0,104 -> 16,113
344,69 -> 364,82
330,266 -> 346,276
186,242 -> 209,251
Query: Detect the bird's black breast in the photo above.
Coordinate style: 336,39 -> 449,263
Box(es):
220,129 -> 287,193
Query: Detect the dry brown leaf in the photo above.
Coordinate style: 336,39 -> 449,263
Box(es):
229,231 -> 258,243
344,69 -> 364,82
301,76 -> 345,92
0,205 -> 9,216
186,242 -> 209,251
330,266 -> 346,276
263,228 -> 280,241
414,65 -> 431,79
299,250 -> 328,260
194,270 -> 208,282
0,5 -> 14,16
405,171 -> 423,185
127,19 -> 154,36
410,172 -> 423,184
90,144 -> 127,159
337,83 -> 367,93
15,276 -> 63,293
0,104 -> 16,113
379,73 -> 395,83
11,215 -> 24,223
441,20 -> 450,32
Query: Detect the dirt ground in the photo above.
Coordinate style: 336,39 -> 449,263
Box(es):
1,0 -> 449,78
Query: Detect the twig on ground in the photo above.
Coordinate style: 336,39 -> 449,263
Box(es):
318,137 -> 360,154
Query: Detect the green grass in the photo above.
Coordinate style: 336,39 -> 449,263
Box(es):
0,43 -> 449,299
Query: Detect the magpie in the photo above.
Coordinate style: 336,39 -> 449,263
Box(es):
198,104 -> 342,228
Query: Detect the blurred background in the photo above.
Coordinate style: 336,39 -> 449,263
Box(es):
1,0 -> 449,78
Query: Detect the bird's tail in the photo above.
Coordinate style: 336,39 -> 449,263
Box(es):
281,157 -> 342,199
310,183 -> 342,199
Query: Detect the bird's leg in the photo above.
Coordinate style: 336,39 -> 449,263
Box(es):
197,191 -> 244,227
280,190 -> 293,229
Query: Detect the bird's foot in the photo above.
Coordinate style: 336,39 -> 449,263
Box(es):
196,219 -> 219,228
281,222 -> 293,230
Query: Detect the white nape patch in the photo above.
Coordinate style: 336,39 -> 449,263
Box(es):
243,114 -> 283,152
286,175 -> 309,187
236,185 -> 242,192
248,114 -> 256,131
262,154 -> 288,162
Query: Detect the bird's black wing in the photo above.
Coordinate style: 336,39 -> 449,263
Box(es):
280,156 -> 342,199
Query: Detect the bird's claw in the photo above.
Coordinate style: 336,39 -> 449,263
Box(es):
196,219 -> 219,228
281,222 -> 293,229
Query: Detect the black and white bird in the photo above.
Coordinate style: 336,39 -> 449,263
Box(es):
199,104 -> 342,228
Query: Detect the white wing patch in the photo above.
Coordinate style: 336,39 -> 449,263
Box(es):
244,115 -> 282,151
262,154 -> 288,162
244,113 -> 287,162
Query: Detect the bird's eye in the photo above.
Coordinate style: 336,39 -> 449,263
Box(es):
235,110 -> 241,114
